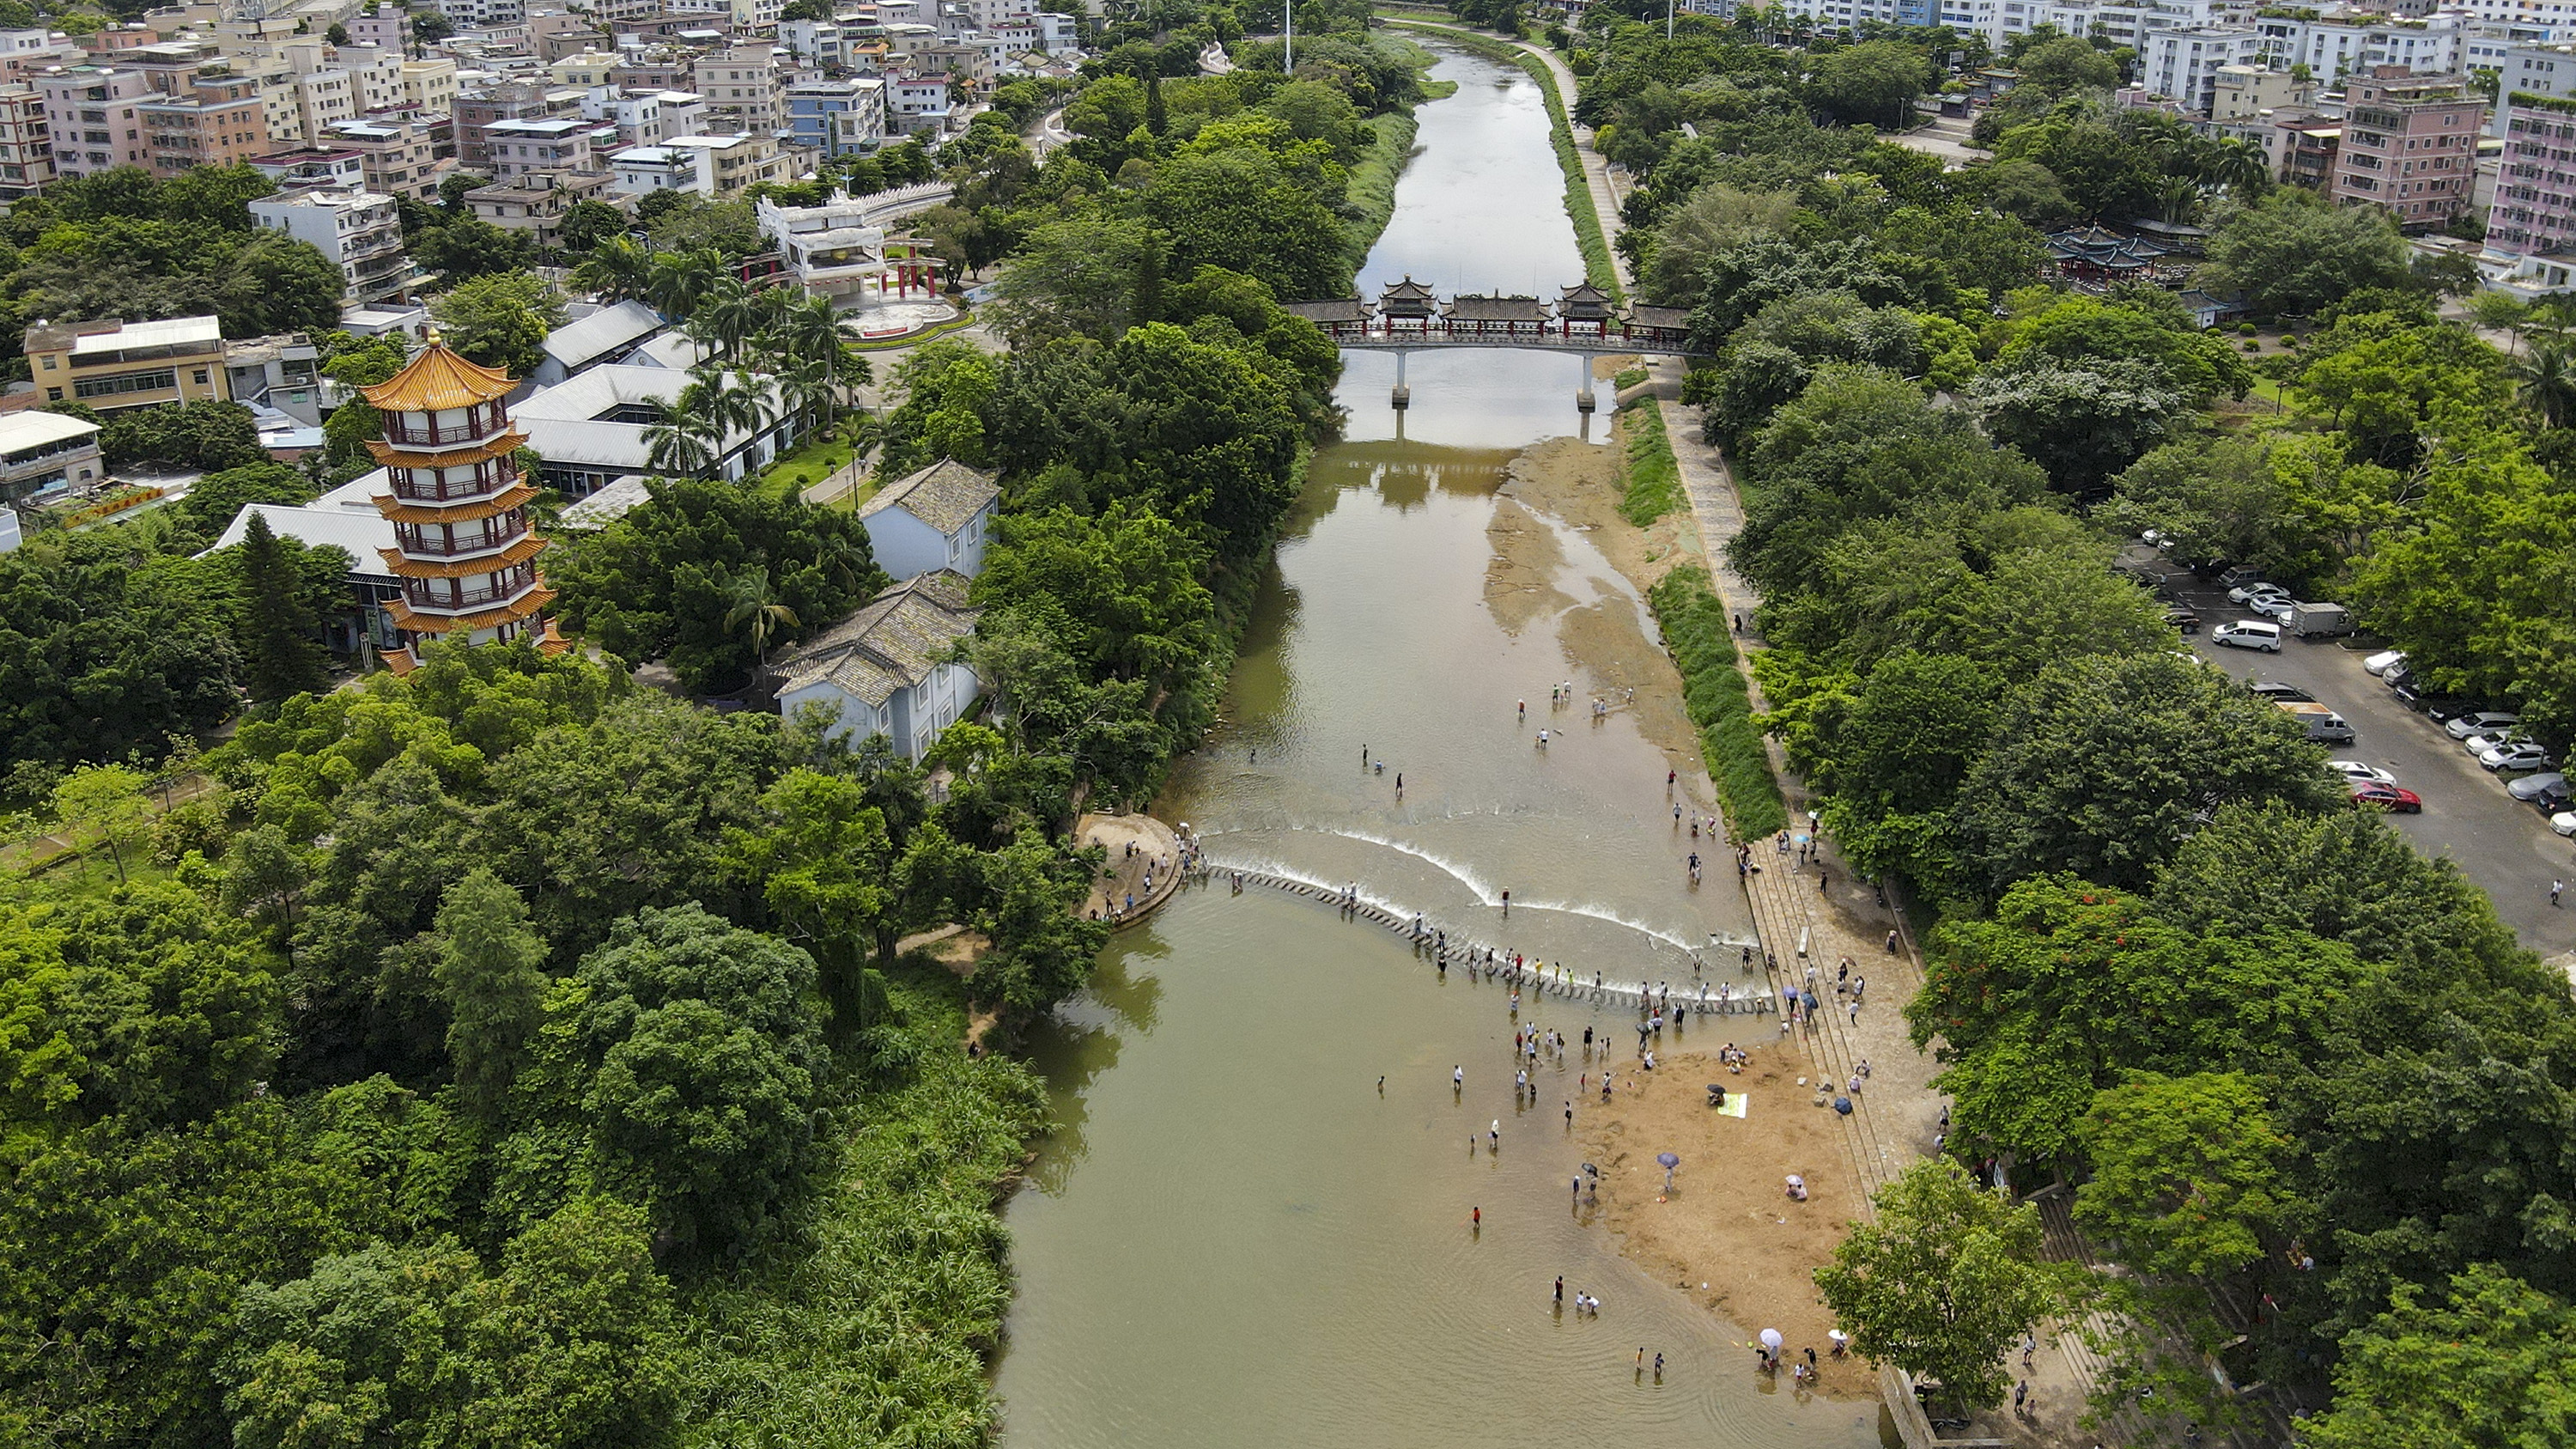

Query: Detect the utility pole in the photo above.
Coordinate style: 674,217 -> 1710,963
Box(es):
1667,0 -> 1674,40
1285,0 -> 1294,73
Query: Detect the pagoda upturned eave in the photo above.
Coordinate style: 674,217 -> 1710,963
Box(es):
360,347 -> 518,412
386,585 -> 559,634
373,483 -> 541,525
366,426 -> 530,468
377,533 -> 549,579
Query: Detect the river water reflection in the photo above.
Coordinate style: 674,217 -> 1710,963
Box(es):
993,47 -> 1886,1449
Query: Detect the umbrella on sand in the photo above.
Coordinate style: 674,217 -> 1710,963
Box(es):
1656,1151 -> 1680,1194
1759,1326 -> 1783,1364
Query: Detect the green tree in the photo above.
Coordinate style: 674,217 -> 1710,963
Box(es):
1807,40 -> 1929,128
2202,190 -> 2414,318
52,762 -> 150,883
430,273 -> 563,378
1814,1159 -> 2092,1410
2074,1071 -> 2285,1279
2016,35 -> 2119,94
721,767 -> 896,1027
235,511 -> 331,703
414,216 -> 539,286
1955,651 -> 2343,894
554,199 -> 629,258
2295,1265 -> 2576,1449
432,868 -> 550,1119
549,904 -> 830,1261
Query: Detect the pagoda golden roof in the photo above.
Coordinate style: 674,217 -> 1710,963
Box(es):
365,426 -> 529,468
379,533 -> 548,579
373,483 -> 538,525
386,585 -> 557,634
360,344 -> 517,412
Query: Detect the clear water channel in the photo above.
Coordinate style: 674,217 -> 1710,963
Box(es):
992,46 -> 1890,1449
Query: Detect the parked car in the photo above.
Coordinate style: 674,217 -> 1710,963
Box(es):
2390,680 -> 2467,715
2530,783 -> 2573,815
2382,663 -> 2415,691
2448,710 -> 2523,740
2212,621 -> 2282,652
2250,595 -> 2299,621
2352,783 -> 2424,813
2462,729 -> 2527,758
2329,760 -> 2397,786
2483,741 -> 2556,772
2426,698 -> 2485,725
2364,648 -> 2409,675
2232,583 -> 2292,607
2249,681 -> 2316,703
2164,606 -> 2202,635
2552,810 -> 2576,837
2508,771 -> 2569,803
2218,564 -> 2266,591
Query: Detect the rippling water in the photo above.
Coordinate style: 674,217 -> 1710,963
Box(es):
992,46 -> 1887,1449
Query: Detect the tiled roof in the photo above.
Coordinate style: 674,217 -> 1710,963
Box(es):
1627,305 -> 1692,331
776,569 -> 978,709
859,457 -> 998,535
360,344 -> 517,412
1443,294 -> 1549,322
1284,298 -> 1372,324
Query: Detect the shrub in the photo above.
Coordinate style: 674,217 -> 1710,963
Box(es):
1647,563 -> 1788,841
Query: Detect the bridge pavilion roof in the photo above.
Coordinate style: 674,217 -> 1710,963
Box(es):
1626,304 -> 1692,333
1378,276 -> 1438,318
1442,294 -> 1551,322
1557,283 -> 1615,320
1285,298 -> 1374,326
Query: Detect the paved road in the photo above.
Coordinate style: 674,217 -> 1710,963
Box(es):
2179,580 -> 2576,959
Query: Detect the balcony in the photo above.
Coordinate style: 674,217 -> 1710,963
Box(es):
382,411 -> 510,447
390,462 -> 511,501
404,567 -> 535,609
395,515 -> 529,557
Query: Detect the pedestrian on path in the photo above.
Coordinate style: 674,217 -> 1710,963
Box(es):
2555,879 -> 2566,907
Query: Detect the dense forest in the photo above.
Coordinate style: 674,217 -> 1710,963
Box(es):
1549,9 -> 2576,1437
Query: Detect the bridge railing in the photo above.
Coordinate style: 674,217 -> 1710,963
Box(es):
1315,320 -> 1698,353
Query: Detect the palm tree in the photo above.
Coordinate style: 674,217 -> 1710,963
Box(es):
688,277 -> 764,362
723,565 -> 800,692
644,247 -> 724,320
2513,343 -> 2576,429
2202,137 -> 2272,197
644,399 -> 718,478
573,236 -> 653,303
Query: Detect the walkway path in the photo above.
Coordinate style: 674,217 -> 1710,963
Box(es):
1077,812 -> 1191,927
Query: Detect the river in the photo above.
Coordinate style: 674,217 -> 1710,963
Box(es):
992,46 -> 1887,1449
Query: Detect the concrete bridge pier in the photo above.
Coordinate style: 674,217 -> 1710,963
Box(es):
1391,348 -> 1410,411
1574,352 -> 1595,413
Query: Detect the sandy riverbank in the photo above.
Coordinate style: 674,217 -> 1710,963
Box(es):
1578,1044 -> 1871,1397
1487,422 -> 1712,781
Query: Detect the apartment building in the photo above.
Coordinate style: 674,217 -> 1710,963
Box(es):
0,82 -> 51,196
2141,27 -> 2262,113
692,44 -> 780,133
24,315 -> 229,413
250,186 -> 419,304
0,27 -> 77,86
347,11 -> 409,49
467,167 -> 622,247
453,81 -> 580,167
483,114 -> 591,177
248,143 -> 368,188
137,70 -> 269,175
778,18 -> 851,67
889,73 -> 947,130
786,75 -> 882,155
328,117 -> 443,199
2331,69 -> 2483,229
671,129 -> 781,192
0,411 -> 102,508
2488,88 -> 2576,265
2209,62 -> 2311,121
440,0 -> 528,27
402,57 -> 459,113
36,65 -> 151,178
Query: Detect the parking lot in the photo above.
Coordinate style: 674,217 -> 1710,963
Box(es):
2178,579 -> 2576,959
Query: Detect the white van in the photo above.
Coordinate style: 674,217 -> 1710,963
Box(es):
2211,620 -> 2282,652
2277,701 -> 2355,743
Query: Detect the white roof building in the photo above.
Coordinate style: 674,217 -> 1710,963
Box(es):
513,363 -> 799,494
533,299 -> 669,385
755,189 -> 890,296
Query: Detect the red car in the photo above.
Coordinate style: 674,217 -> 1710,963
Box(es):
2352,783 -> 2424,813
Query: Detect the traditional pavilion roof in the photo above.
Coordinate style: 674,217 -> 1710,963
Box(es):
1557,283 -> 1614,318
1284,298 -> 1372,325
1626,304 -> 1692,332
360,344 -> 518,413
372,482 -> 539,525
377,533 -> 548,579
1443,294 -> 1550,322
860,457 -> 998,535
2044,225 -> 2171,267
1378,276 -> 1438,316
1379,276 -> 1436,302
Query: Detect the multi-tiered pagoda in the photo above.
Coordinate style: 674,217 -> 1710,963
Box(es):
361,344 -> 563,674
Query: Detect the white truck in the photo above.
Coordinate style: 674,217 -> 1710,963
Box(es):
2289,601 -> 2354,638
